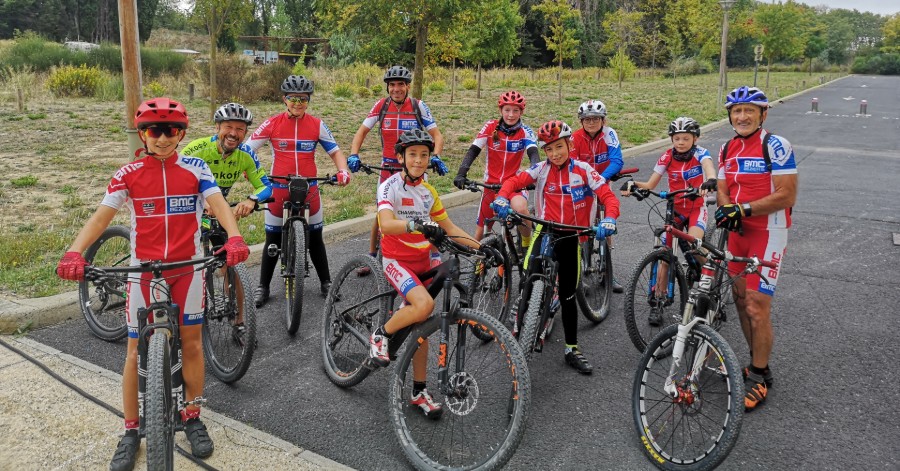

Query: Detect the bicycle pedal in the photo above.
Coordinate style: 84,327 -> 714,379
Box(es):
266,244 -> 279,257
186,396 -> 208,407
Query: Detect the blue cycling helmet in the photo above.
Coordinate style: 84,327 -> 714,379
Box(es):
725,86 -> 769,109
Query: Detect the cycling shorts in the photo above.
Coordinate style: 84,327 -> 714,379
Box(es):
660,205 -> 709,246
265,183 -> 322,233
126,264 -> 205,339
727,227 -> 788,296
477,188 -> 526,228
382,256 -> 440,300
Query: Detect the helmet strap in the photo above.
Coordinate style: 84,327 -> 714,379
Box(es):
400,149 -> 424,188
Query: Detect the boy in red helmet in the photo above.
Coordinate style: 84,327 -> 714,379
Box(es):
453,91 -> 540,248
491,120 -> 620,375
56,98 -> 249,470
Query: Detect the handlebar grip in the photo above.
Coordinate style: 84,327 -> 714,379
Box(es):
757,259 -> 778,269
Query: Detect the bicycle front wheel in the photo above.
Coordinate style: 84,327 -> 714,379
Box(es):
633,323 -> 743,471
285,220 -> 307,335
577,238 -> 613,324
79,225 -> 130,341
517,279 -> 545,356
389,308 -> 530,471
145,331 -> 176,471
709,229 -> 732,331
624,248 -> 689,352
321,255 -> 391,388
203,263 -> 257,384
464,235 -> 513,339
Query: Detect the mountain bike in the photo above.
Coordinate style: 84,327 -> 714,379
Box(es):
503,210 -> 597,358
85,256 -> 223,470
622,185 -> 727,352
268,174 -> 336,335
200,205 -> 266,384
78,225 -> 130,341
576,166 -> 639,324
633,223 -> 777,471
320,234 -> 530,471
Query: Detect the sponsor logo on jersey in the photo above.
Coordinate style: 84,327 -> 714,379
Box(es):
547,184 -> 557,192
589,170 -> 602,184
402,198 -> 414,206
768,135 -> 792,166
738,158 -> 768,174
385,262 -> 404,283
167,195 -> 198,214
759,280 -> 775,295
142,202 -> 156,215
384,119 -> 392,128
399,119 -> 420,130
182,157 -> 206,169
277,140 -> 288,151
295,140 -> 316,152
113,162 -> 144,180
606,130 -> 619,147
681,166 -> 703,180
186,313 -> 203,321
569,185 -> 587,203
506,140 -> 524,152
399,278 -> 415,294
593,152 -> 609,164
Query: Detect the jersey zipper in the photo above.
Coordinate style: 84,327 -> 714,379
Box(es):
161,158 -> 170,259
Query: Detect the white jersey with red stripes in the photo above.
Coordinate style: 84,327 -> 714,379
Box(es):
101,153 -> 221,262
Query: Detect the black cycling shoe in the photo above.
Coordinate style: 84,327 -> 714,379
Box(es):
253,285 -> 269,308
565,349 -> 593,375
183,418 -> 214,458
320,280 -> 332,297
612,278 -> 625,294
109,430 -> 139,471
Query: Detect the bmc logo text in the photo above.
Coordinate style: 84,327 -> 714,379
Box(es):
114,162 -> 144,180
385,262 -> 404,283
399,119 -> 420,130
593,153 -> 609,164
506,140 -> 523,152
296,140 -> 316,152
739,158 -> 768,174
182,157 -> 206,169
167,195 -> 198,214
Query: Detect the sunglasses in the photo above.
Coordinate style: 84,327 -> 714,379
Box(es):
581,117 -> 603,124
143,125 -> 184,138
284,95 -> 311,104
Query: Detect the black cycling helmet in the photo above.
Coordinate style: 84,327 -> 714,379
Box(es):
383,65 -> 413,84
668,117 -> 700,137
214,102 -> 253,125
281,75 -> 314,95
394,128 -> 435,154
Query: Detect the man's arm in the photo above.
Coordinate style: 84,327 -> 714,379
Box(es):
349,125 -> 371,155
428,127 -> 444,157
743,174 -> 798,216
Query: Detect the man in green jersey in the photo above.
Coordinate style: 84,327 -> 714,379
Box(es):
182,102 -> 273,216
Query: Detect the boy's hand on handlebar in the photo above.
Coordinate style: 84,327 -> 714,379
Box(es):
409,219 -> 446,241
57,251 -> 87,281
619,179 -> 635,196
490,197 -> 511,219
336,170 -> 351,186
347,154 -> 361,173
216,236 -> 250,266
700,178 -> 717,193
453,174 -> 467,190
595,217 -> 617,240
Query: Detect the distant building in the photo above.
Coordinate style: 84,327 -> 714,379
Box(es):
171,49 -> 202,56
243,50 -> 279,64
64,41 -> 100,52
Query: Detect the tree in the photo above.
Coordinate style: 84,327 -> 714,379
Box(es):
801,10 -> 827,75
882,13 -> 900,52
461,0 -> 523,98
191,0 -> 253,118
533,0 -> 580,104
602,7 -> 643,88
753,1 -> 806,88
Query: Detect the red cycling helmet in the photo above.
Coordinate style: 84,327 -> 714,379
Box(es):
134,97 -> 189,130
537,120 -> 573,148
498,91 -> 526,110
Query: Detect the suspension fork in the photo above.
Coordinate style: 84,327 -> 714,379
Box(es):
437,257 -> 461,392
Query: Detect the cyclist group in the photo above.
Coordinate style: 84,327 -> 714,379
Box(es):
55,60 -> 796,470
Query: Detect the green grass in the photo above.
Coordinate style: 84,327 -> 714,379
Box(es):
0,67 -> 845,298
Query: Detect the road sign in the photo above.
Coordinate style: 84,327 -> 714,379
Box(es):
754,44 -> 764,62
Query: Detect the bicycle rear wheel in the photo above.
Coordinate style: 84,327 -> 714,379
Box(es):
389,308 -> 530,471
203,263 -> 256,384
577,237 -> 613,324
633,323 -> 743,471
321,255 -> 391,388
709,229 -> 732,331
624,248 -> 689,352
464,235 -> 513,340
79,225 -> 129,341
145,331 -> 176,471
285,220 -> 307,335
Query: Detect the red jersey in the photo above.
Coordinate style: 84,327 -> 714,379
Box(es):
499,159 -> 620,228
471,120 -> 538,184
571,127 -> 624,181
246,112 -> 340,178
653,146 -> 712,213
361,97 -> 437,159
101,154 -> 221,262
718,129 -> 797,230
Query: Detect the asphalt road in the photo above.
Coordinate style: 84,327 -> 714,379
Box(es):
31,75 -> 900,470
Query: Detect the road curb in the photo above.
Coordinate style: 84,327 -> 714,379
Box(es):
0,189 -> 481,334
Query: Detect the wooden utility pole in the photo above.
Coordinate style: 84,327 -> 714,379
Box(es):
118,0 -> 143,158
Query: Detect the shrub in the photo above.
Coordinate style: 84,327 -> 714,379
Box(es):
86,44 -> 123,72
47,65 -> 103,97
356,86 -> 371,98
97,73 -> 125,101
664,56 -> 715,78
11,175 -> 38,187
143,80 -> 166,98
851,53 -> 900,75
332,82 -> 354,98
371,84 -> 383,96
462,78 -> 477,90
0,31 -> 70,72
427,80 -> 447,93
252,61 -> 294,101
141,48 -> 189,77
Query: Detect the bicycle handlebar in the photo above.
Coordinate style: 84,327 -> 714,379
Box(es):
609,167 -> 639,182
506,210 -> 594,234
269,174 -> 338,185
359,163 -> 402,175
84,256 -> 221,281
665,225 -> 778,269
628,185 -> 701,202
462,179 -> 536,193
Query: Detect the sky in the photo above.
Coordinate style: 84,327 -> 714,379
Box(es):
770,1 -> 899,16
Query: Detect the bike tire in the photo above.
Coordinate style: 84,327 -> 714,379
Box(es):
577,238 -> 613,324
79,225 -> 130,341
145,331 -> 176,471
709,229 -> 732,331
624,248 -> 689,352
285,220 -> 307,335
202,263 -> 257,384
389,308 -> 530,471
321,255 -> 391,388
465,235 -> 513,340
517,279 -> 545,356
632,323 -> 743,471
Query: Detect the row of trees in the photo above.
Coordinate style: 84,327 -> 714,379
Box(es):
1,0 -> 895,80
